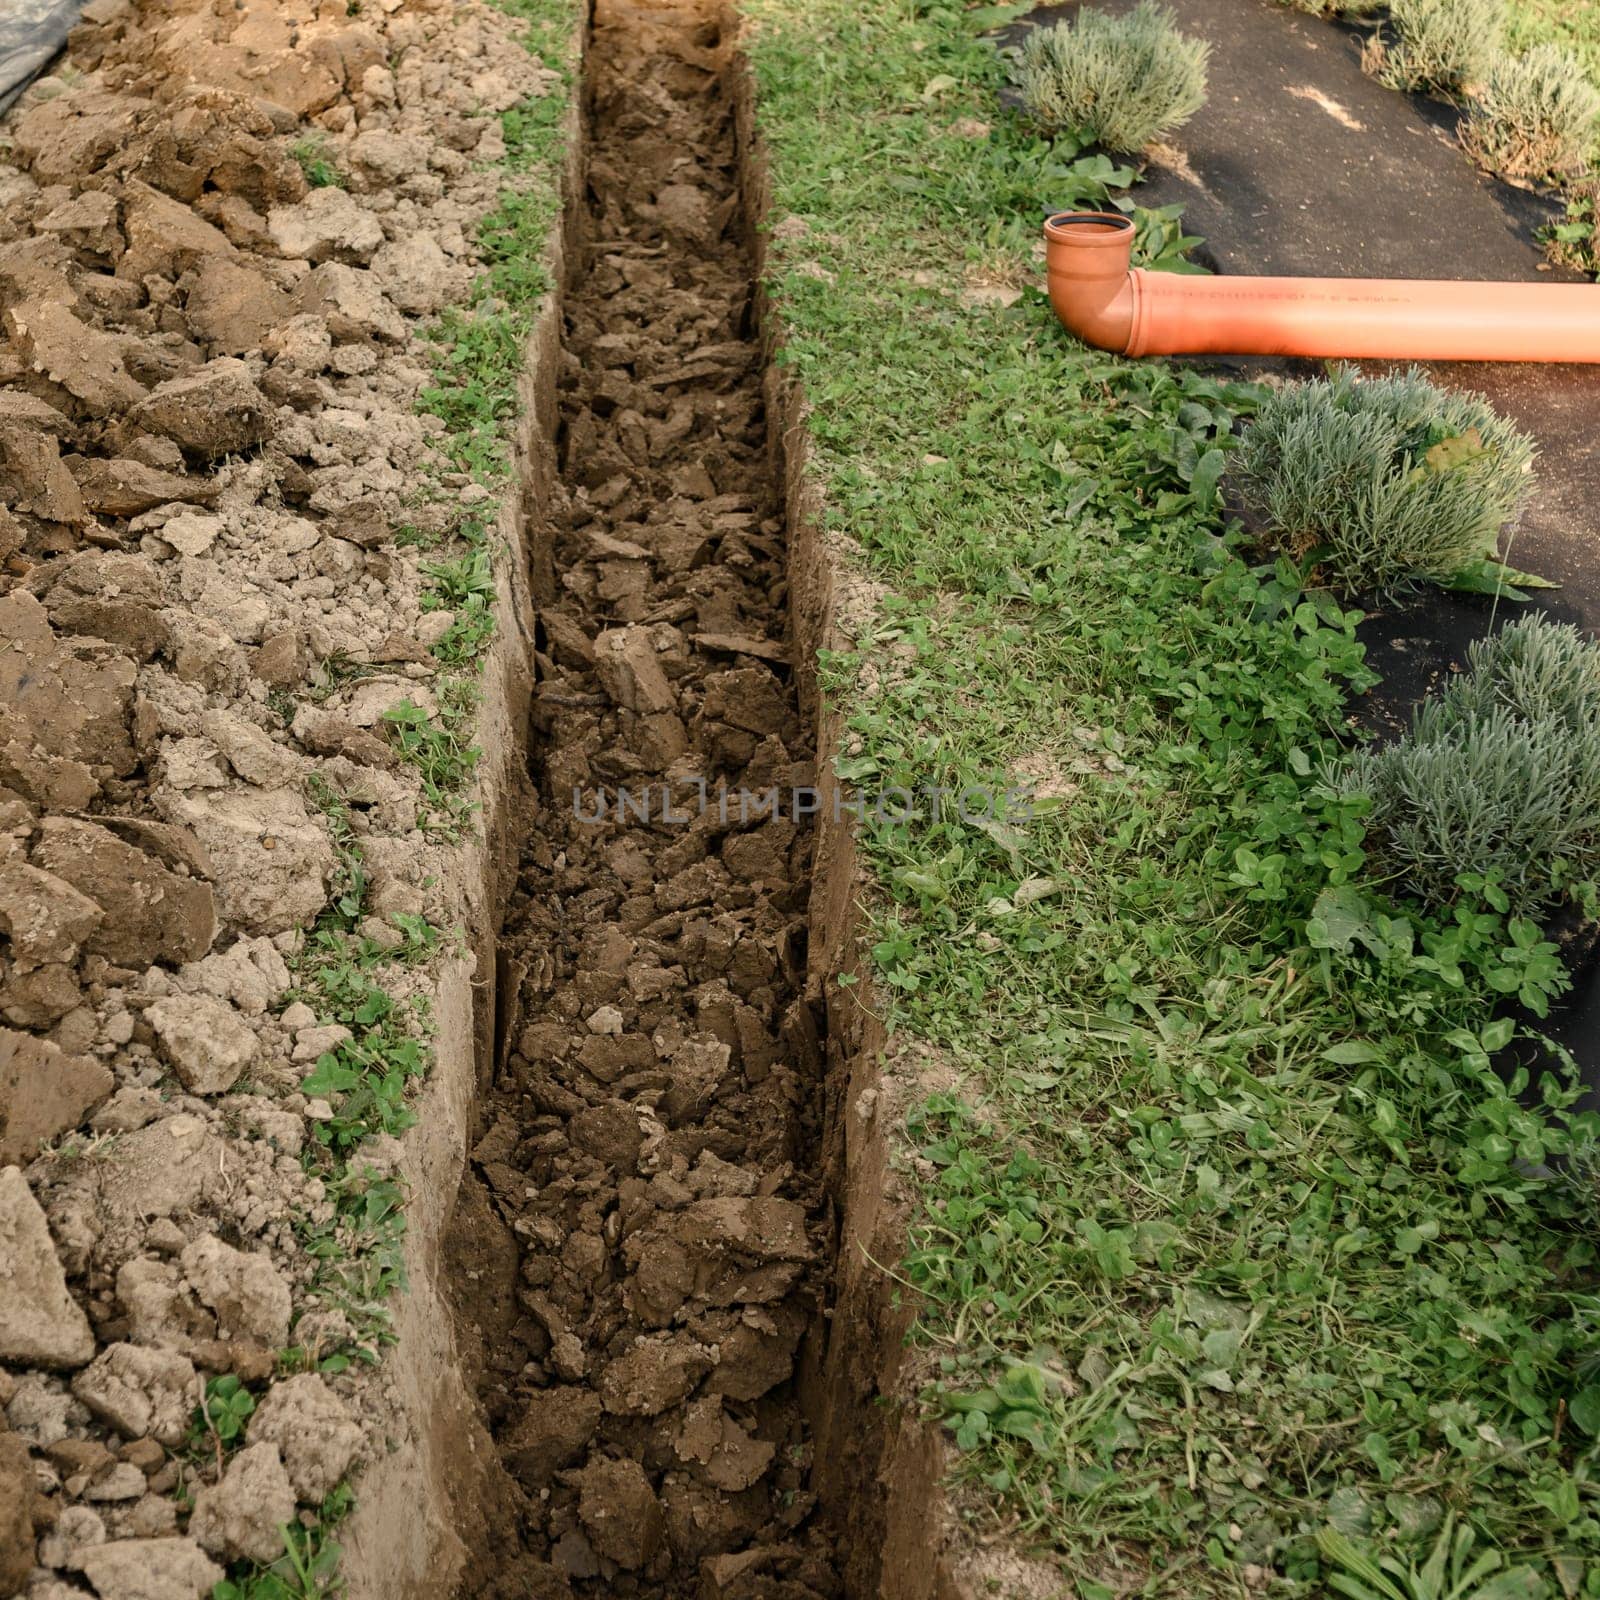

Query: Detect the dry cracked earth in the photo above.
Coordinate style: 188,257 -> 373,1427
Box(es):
448,5 -> 840,1598
0,1 -> 579,1597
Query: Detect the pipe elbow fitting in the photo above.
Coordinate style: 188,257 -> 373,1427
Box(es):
1042,208 -> 1600,363
1044,211 -> 1137,354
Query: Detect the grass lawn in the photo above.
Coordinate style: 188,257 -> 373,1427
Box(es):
747,0 -> 1600,1592
1506,0 -> 1600,85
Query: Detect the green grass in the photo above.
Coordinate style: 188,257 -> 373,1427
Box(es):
1508,0 -> 1600,85
397,0 -> 576,832
290,136 -> 345,189
748,0 -> 1600,1592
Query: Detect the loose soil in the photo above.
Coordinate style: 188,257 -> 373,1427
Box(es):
446,4 -> 841,1596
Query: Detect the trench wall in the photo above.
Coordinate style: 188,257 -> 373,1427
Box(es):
733,45 -> 963,1600
340,44 -> 592,1600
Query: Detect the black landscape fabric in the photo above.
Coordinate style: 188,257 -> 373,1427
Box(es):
0,0 -> 88,116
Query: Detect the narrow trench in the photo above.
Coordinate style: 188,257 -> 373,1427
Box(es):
448,2 -> 842,1597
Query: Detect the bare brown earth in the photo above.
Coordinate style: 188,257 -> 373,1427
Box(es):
445,5 -> 843,1597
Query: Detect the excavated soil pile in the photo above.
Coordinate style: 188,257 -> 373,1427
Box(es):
448,5 -> 840,1598
0,0 -> 566,1593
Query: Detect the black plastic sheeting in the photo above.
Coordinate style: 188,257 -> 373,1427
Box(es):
0,0 -> 89,117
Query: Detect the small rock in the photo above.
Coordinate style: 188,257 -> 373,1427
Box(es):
339,678 -> 435,730
654,183 -> 714,246
5,1376 -> 72,1446
46,1436 -> 114,1481
327,500 -> 388,548
145,995 -> 258,1095
501,1387 -> 602,1490
122,1440 -> 166,1477
160,514 -> 222,558
71,458 -> 218,516
36,1502 -> 104,1572
593,627 -> 676,714
6,298 -> 147,416
252,630 -> 305,689
119,179 -> 235,281
673,1398 -> 776,1491
32,817 -> 216,969
188,1442 -> 295,1565
291,1023 -> 352,1063
231,1101 -> 302,1157
183,259 -> 293,357
0,1165 -> 95,1369
570,1103 -> 642,1169
551,1528 -> 599,1582
145,1220 -> 188,1256
370,233 -> 452,315
674,1196 -> 813,1262
0,1432 -> 36,1593
0,1029 -> 114,1165
585,1006 -> 624,1037
294,262 -> 406,343
94,1115 -> 220,1221
88,1087 -> 164,1135
355,915 -> 403,951
164,613 -> 247,695
0,963 -> 82,1029
125,1494 -> 179,1538
0,592 -> 137,806
85,1462 -> 148,1502
176,936 -> 290,1019
36,189 -> 121,258
155,786 -> 333,938
117,1252 -> 209,1352
199,710 -> 301,789
0,859 -> 102,965
348,129 -> 429,185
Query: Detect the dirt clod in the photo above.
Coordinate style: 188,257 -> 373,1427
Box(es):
0,1029 -> 114,1166
76,1535 -> 222,1600
579,1456 -> 668,1572
0,1166 -> 95,1370
0,1432 -> 35,1597
247,1373 -> 362,1504
188,1442 -> 296,1566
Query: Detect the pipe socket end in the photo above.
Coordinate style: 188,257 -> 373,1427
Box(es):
1043,211 -> 1137,353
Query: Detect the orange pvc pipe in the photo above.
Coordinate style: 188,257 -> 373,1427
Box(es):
1043,211 -> 1600,362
